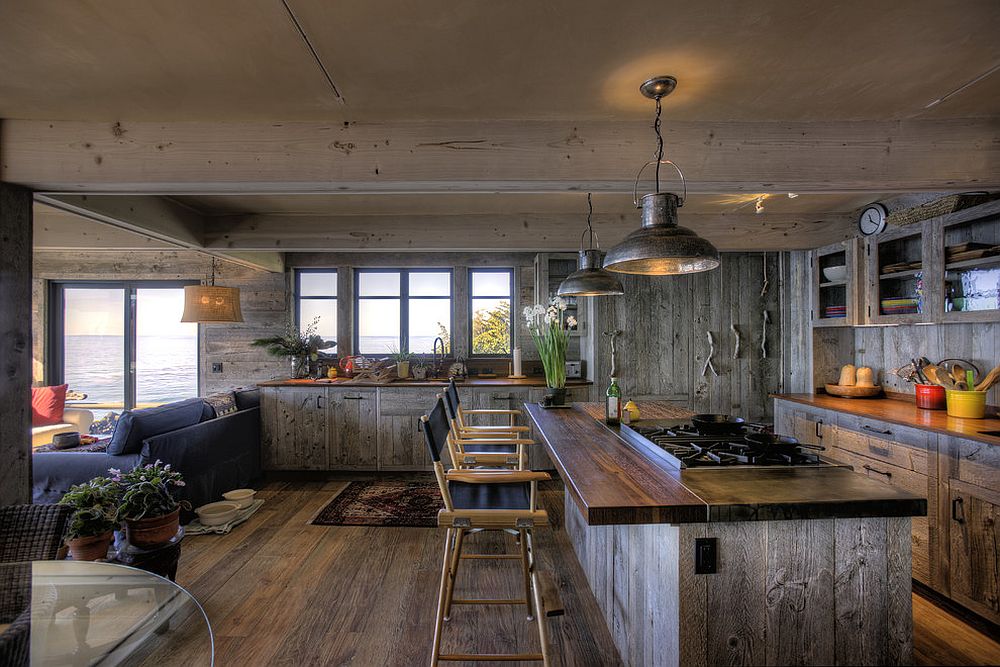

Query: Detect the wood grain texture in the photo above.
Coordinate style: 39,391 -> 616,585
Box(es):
706,521 -> 767,666
0,182 -> 33,505
834,517 -> 889,665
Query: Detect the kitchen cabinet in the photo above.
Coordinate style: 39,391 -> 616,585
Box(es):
939,207 -> 1000,323
328,388 -> 378,469
773,404 -> 829,447
260,386 -> 329,470
812,239 -> 862,326
534,252 -> 586,340
947,480 -> 1000,623
865,223 -> 934,324
376,388 -> 436,470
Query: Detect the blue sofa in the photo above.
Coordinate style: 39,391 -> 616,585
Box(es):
32,389 -> 262,518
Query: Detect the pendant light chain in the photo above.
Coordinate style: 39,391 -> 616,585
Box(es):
586,192 -> 595,249
653,96 -> 664,193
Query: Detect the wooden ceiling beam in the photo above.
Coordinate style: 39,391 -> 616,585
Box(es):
202,212 -> 855,252
4,118 -> 998,194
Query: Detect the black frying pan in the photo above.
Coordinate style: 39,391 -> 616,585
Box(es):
691,413 -> 746,435
744,432 -> 824,451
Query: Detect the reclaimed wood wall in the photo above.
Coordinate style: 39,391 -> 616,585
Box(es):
587,253 -> 784,421
32,250 -> 289,394
1,183 -> 33,505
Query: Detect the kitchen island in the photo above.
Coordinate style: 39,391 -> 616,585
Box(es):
526,402 -> 926,667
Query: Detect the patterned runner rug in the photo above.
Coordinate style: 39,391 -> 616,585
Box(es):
310,479 -> 443,528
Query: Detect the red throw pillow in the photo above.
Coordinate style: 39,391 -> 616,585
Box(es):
32,384 -> 68,427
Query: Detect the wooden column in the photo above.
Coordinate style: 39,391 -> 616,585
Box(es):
0,183 -> 33,505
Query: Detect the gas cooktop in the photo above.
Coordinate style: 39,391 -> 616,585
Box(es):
619,419 -> 831,469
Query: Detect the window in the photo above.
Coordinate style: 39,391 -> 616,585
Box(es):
355,269 -> 452,355
49,282 -> 199,426
470,269 -> 513,356
295,269 -> 338,345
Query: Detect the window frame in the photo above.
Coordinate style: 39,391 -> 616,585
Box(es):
468,267 -> 515,358
47,280 -> 200,411
294,268 -> 338,342
353,268 -> 454,357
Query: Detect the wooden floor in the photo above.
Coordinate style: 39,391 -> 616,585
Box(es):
168,478 -> 1000,666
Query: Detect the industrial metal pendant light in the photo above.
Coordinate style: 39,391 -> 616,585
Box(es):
603,76 -> 720,275
557,193 -> 625,297
181,256 -> 244,323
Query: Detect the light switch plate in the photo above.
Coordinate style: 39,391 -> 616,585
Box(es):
212,362 -> 223,373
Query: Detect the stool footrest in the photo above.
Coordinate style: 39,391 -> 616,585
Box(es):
460,553 -> 520,560
439,653 -> 544,662
451,598 -> 527,605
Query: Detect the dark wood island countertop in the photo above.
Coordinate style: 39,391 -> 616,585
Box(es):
525,402 -> 926,525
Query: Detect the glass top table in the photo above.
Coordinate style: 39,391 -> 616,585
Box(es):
1,560 -> 213,666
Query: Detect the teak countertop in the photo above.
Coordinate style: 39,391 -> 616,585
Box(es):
525,402 -> 926,526
258,377 -> 592,388
773,393 -> 1000,447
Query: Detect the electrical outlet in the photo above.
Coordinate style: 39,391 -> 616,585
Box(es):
212,362 -> 223,374
695,537 -> 717,574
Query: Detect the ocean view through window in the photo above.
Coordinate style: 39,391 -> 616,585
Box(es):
52,282 -> 198,425
355,269 -> 452,355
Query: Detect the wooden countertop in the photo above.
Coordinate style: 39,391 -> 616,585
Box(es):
525,402 -> 926,526
258,377 -> 592,388
773,393 -> 1000,447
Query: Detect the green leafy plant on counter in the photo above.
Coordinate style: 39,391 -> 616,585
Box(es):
59,476 -> 120,539
251,316 -> 336,361
523,297 -> 575,389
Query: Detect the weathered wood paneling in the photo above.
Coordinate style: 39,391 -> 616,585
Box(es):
32,249 -> 288,394
0,183 -> 34,505
564,492 -> 913,666
590,253 -> 783,421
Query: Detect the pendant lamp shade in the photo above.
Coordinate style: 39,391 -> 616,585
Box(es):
558,249 -> 625,296
603,193 -> 720,275
181,285 -> 244,323
603,76 -> 720,276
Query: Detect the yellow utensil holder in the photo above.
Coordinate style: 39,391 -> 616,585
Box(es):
945,390 -> 987,419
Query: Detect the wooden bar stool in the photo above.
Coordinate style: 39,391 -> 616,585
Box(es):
439,392 -> 534,470
421,397 -> 560,665
445,378 -> 531,437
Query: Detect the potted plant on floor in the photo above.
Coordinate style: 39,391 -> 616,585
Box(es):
252,316 -> 336,379
524,296 -> 576,405
59,476 -> 120,561
113,461 -> 190,548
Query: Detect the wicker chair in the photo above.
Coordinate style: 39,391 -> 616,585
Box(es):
0,504 -> 71,563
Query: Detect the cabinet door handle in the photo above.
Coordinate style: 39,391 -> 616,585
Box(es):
343,395 -> 364,400
862,424 -> 892,436
317,394 -> 325,409
863,464 -> 892,479
952,497 -> 965,523
815,419 -> 823,439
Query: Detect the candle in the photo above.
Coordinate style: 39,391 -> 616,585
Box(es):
513,348 -> 522,376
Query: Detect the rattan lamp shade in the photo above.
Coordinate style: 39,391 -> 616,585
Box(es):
181,285 -> 244,323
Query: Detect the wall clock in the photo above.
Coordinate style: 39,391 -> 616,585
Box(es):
859,203 -> 888,236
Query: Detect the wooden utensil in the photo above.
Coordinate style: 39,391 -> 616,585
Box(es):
950,363 -> 966,389
975,365 -> 1000,392
923,365 -> 956,390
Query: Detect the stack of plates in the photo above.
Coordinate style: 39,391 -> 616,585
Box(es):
823,305 -> 847,318
881,297 -> 919,315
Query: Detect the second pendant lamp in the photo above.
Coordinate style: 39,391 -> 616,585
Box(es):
603,76 -> 720,276
557,193 -> 625,297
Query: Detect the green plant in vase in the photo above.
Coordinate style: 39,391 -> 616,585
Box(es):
524,296 -> 577,405
113,461 -> 190,548
252,316 -> 336,378
59,476 -> 120,560
388,345 -> 416,379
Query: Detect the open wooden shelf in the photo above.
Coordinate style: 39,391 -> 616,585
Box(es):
879,269 -> 922,280
819,280 -> 846,288
945,255 -> 1000,272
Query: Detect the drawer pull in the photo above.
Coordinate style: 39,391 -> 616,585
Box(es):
952,497 -> 965,524
862,424 -> 892,436
343,395 -> 365,400
863,464 -> 892,478
815,419 -> 823,439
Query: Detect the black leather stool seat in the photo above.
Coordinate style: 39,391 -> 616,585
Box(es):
448,481 -> 531,510
462,443 -> 517,454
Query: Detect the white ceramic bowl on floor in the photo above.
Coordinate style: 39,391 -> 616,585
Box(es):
222,488 -> 256,509
196,501 -> 241,526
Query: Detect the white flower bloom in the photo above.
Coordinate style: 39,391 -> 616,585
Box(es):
566,316 -> 578,328
522,306 -> 533,319
533,304 -> 546,316
544,312 -> 555,324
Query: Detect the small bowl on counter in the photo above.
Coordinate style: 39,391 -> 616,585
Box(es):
222,488 -> 256,509
945,390 -> 987,419
196,501 -> 241,526
914,384 -> 946,410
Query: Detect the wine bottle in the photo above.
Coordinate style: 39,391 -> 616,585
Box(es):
606,376 -> 622,425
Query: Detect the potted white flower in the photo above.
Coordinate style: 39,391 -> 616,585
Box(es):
523,296 -> 576,405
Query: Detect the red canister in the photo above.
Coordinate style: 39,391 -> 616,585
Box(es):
915,384 -> 946,410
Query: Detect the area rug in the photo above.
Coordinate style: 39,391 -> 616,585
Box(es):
310,479 -> 443,528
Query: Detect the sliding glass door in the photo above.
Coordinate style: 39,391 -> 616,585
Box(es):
50,282 -> 198,423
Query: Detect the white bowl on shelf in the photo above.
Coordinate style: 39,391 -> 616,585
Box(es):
196,501 -> 241,526
222,488 -> 256,509
822,266 -> 848,282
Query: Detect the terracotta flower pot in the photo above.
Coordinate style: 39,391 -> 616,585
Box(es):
66,530 -> 114,561
125,508 -> 180,548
